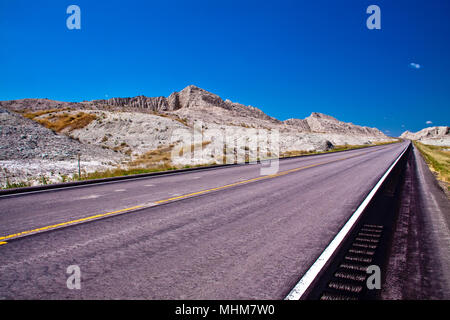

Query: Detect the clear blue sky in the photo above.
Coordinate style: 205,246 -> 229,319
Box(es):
1,0 -> 449,136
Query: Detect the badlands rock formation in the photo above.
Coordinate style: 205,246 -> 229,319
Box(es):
0,108 -> 122,185
400,126 -> 450,146
287,112 -> 385,136
85,85 -> 391,165
0,85 -> 393,186
92,85 -> 278,123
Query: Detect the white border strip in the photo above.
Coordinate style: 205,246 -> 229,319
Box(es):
285,143 -> 410,300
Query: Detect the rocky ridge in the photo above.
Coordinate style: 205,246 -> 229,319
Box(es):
400,126 -> 450,146
0,85 -> 394,186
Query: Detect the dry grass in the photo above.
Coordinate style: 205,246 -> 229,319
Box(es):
130,145 -> 175,168
112,142 -> 130,153
281,150 -> 317,157
24,109 -> 97,132
174,117 -> 189,127
151,112 -> 190,127
129,141 -> 211,169
22,108 -> 68,119
73,142 -> 217,181
414,141 -> 450,190
175,141 -> 211,157
240,123 -> 253,128
75,165 -> 177,181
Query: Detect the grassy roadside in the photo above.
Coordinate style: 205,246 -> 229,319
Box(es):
413,141 -> 450,192
1,139 -> 400,190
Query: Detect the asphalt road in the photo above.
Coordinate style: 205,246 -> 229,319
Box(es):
0,142 -> 407,299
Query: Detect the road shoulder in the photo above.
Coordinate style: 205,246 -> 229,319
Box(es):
382,146 -> 450,299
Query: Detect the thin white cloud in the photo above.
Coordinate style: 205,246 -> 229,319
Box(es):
426,120 -> 432,125
409,63 -> 421,69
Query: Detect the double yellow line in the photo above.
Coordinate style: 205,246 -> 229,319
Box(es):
0,151 -> 368,244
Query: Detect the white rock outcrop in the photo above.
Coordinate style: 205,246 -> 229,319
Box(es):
400,126 -> 450,146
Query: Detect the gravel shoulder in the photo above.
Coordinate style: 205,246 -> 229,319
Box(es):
382,146 -> 450,299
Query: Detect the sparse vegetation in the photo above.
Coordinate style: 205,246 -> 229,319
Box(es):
73,165 -> 178,181
176,141 -> 211,157
71,161 -> 215,181
129,145 -> 175,168
24,109 -> 97,133
21,108 -> 68,119
112,141 -> 130,153
240,123 -> 252,128
40,176 -> 49,185
151,111 -> 189,127
2,180 -> 32,189
0,168 -> 32,189
414,141 -> 450,191
174,117 -> 189,126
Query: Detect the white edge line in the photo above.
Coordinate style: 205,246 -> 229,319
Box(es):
285,143 -> 410,300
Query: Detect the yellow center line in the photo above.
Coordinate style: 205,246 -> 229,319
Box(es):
0,205 -> 143,241
0,242 -> 7,245
154,159 -> 341,204
0,151 -> 368,242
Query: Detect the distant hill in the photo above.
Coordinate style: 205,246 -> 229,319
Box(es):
400,126 -> 450,146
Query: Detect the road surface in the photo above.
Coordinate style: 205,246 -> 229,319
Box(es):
0,142 -> 407,299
